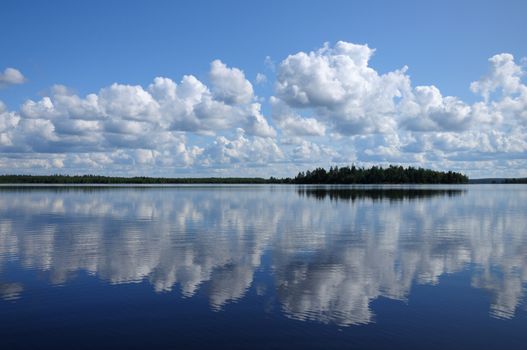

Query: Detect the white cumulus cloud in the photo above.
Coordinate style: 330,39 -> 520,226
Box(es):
274,41 -> 411,135
1,43 -> 527,177
0,67 -> 26,87
210,60 -> 254,105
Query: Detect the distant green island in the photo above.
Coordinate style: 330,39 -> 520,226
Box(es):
291,165 -> 468,184
0,165 -> 475,184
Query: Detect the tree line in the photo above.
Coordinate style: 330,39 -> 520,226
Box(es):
292,165 -> 469,184
503,178 -> 527,184
0,165 -> 469,184
0,175 -> 269,184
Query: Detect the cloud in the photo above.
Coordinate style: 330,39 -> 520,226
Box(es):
21,97 -> 58,119
268,42 -> 527,177
270,97 -> 326,137
0,59 -> 279,173
243,103 -> 276,138
210,59 -> 254,105
0,102 -> 20,147
0,67 -> 26,87
280,115 -> 326,137
274,41 -> 410,135
203,128 -> 283,166
291,140 -> 337,162
470,53 -> 524,101
399,85 -> 472,132
1,42 -> 527,177
470,53 -> 527,126
148,74 -> 274,136
99,83 -> 159,122
255,73 -> 267,85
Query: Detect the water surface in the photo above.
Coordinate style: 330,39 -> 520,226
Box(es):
0,184 -> 526,349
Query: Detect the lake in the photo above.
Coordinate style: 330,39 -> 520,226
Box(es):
0,184 -> 526,349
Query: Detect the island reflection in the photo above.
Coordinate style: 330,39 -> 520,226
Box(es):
297,186 -> 465,202
0,185 -> 525,326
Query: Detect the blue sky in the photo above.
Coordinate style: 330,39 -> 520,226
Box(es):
1,0 -> 526,177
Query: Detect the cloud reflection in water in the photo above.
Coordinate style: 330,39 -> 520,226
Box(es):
0,185 -> 525,325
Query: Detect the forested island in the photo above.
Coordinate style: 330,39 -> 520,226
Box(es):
0,165 -> 470,184
293,165 -> 468,184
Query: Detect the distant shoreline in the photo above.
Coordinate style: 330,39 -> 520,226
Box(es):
0,181 -> 524,185
0,175 -> 273,185
0,166 -> 524,185
468,178 -> 527,184
0,176 -> 525,185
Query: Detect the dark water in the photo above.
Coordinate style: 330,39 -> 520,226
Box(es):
0,184 -> 526,349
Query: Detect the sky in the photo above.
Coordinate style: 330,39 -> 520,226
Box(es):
1,0 -> 526,178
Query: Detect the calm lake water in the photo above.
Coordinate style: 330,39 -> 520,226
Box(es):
0,184 -> 526,349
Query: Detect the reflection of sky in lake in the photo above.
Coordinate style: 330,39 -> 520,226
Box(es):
0,185 -> 526,328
